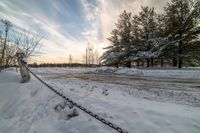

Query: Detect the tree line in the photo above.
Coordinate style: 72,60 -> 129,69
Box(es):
101,0 -> 200,68
0,20 -> 43,71
85,43 -> 100,67
28,62 -> 100,68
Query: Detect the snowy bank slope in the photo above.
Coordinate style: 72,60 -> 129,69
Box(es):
0,68 -> 200,133
0,69 -> 57,133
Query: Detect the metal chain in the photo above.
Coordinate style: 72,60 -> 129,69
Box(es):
21,60 -> 128,133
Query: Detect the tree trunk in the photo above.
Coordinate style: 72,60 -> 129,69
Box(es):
146,59 -> 150,67
137,60 -> 140,67
178,1 -> 183,69
0,31 -> 8,71
115,63 -> 119,68
126,61 -> 131,68
160,58 -> 164,67
173,56 -> 177,67
142,60 -> 144,66
150,58 -> 154,67
172,53 -> 177,67
178,40 -> 183,68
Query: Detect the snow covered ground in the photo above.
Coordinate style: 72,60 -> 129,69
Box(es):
0,67 -> 200,133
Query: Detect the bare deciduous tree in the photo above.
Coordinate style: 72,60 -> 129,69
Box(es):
0,20 -> 13,71
94,50 -> 100,65
85,43 -> 100,67
4,42 -> 18,67
15,28 -> 43,58
0,20 -> 43,71
69,54 -> 72,65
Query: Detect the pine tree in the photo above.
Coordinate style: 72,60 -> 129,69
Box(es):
101,11 -> 133,68
102,1 -> 200,68
134,7 -> 157,67
164,0 -> 200,68
115,11 -> 133,68
155,14 -> 167,66
127,14 -> 143,67
101,29 -> 122,67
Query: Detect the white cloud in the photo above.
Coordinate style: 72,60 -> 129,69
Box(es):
39,0 -> 169,63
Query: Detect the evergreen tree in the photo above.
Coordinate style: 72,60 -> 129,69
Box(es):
155,14 -> 168,66
115,11 -> 133,68
134,6 -> 157,67
101,29 -> 122,67
101,1 -> 200,68
128,14 -> 143,67
101,11 -> 133,68
164,0 -> 200,68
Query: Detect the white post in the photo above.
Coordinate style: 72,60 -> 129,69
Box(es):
16,50 -> 30,83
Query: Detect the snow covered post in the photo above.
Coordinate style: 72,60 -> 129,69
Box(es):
16,50 -> 30,83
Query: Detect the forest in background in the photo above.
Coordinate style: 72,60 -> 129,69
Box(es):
101,0 -> 200,68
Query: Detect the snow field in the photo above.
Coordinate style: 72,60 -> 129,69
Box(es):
0,68 -> 200,133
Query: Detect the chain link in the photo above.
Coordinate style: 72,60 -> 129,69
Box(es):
21,60 -> 128,133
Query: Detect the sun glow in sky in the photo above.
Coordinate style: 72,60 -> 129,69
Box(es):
0,0 -> 168,63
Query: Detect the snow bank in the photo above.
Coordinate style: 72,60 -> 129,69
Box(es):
95,67 -> 117,73
115,68 -> 143,75
0,69 -> 83,133
0,69 -> 60,133
95,67 -> 143,75
96,67 -> 200,79
143,69 -> 200,79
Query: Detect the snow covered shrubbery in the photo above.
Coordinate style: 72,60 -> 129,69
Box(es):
96,67 -> 143,76
115,68 -> 143,76
95,67 -> 117,73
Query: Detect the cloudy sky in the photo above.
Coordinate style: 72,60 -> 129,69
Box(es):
0,0 -> 168,63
